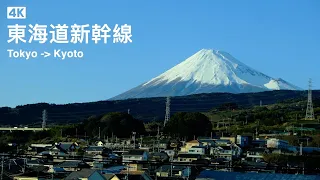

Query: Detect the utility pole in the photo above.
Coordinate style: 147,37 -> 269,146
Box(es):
300,142 -> 303,156
1,153 -> 3,180
140,135 -> 143,147
157,126 -> 160,152
132,132 -> 136,149
98,127 -> 101,139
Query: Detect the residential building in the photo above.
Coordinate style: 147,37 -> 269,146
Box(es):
85,146 -> 104,155
51,142 -> 78,154
188,146 -> 206,155
213,144 -> 242,161
164,150 -> 175,160
267,138 -> 289,149
122,149 -> 149,163
246,148 -> 267,162
180,140 -> 202,152
54,160 -> 90,172
149,152 -> 169,162
155,165 -> 192,178
177,153 -> 201,162
96,141 -> 104,146
214,139 -> 231,146
198,138 -> 216,147
220,137 -> 236,144
236,135 -> 251,147
65,169 -> 106,180
252,139 -> 267,148
109,172 -> 153,180
158,139 -> 170,149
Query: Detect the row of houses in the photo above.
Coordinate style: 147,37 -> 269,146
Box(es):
8,134 -> 319,179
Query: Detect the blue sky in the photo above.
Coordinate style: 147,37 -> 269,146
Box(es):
0,0 -> 319,107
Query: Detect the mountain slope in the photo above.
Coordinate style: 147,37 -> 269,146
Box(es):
111,49 -> 301,100
1,90 -> 316,125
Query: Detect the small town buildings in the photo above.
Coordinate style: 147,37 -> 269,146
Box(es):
236,135 -> 252,147
267,138 -> 289,149
246,148 -> 267,162
122,149 -> 149,163
251,139 -> 267,148
155,165 -> 192,178
96,141 -> 104,146
214,139 -> 232,146
85,146 -> 105,155
65,169 -> 105,180
213,144 -> 242,161
220,137 -> 236,144
188,146 -> 206,155
164,150 -> 175,160
54,160 -> 90,172
180,140 -> 202,152
51,142 -> 78,154
158,139 -> 170,149
176,153 -> 201,162
198,138 -> 216,147
149,152 -> 169,162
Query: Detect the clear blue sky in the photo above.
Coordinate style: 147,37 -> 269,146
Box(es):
0,0 -> 319,107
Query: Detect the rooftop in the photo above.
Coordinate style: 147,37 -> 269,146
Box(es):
124,149 -> 147,156
177,153 -> 201,158
86,146 -> 104,151
197,170 -> 320,180
187,140 -> 199,144
65,169 -> 98,179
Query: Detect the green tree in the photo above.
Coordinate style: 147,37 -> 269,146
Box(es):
84,112 -> 145,138
164,112 -> 212,139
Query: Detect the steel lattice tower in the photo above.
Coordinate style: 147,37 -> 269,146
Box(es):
164,96 -> 171,127
305,79 -> 315,120
42,109 -> 47,129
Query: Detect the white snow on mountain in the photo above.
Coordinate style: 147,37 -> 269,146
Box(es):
111,49 -> 301,100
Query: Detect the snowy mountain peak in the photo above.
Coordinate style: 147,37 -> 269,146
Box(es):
111,49 -> 301,100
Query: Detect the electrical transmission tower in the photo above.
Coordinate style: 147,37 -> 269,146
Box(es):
42,109 -> 47,129
305,79 -> 315,120
164,96 -> 171,127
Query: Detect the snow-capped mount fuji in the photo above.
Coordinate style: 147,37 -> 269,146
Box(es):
111,49 -> 301,100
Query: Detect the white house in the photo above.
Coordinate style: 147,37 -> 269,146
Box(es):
96,141 -> 104,146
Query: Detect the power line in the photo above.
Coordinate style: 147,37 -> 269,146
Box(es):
305,79 -> 315,120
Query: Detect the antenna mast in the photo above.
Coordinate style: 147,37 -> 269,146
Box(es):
305,78 -> 315,120
164,96 -> 171,127
42,109 -> 47,129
